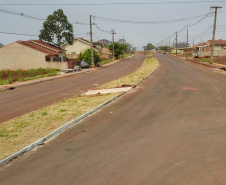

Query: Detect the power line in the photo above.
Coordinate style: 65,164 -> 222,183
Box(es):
94,24 -> 111,33
93,12 -> 214,24
0,8 -> 45,21
0,1 -> 225,6
0,31 -> 39,36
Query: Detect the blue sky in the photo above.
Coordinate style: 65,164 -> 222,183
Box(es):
0,0 -> 226,50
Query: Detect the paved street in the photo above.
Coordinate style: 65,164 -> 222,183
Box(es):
0,55 -> 144,123
0,53 -> 226,184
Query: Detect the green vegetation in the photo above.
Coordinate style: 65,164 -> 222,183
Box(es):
39,9 -> 74,46
194,58 -> 210,63
79,49 -> 101,66
144,43 -> 155,51
108,43 -> 127,59
0,68 -> 60,85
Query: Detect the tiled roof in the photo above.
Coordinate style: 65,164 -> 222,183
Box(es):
17,40 -> 65,55
207,40 -> 226,46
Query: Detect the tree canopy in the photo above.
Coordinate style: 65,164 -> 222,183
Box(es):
146,43 -> 155,51
108,43 -> 127,59
39,9 -> 74,47
0,43 -> 3,48
79,49 -> 101,66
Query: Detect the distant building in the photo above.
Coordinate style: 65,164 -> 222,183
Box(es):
118,39 -> 126,44
98,39 -> 112,47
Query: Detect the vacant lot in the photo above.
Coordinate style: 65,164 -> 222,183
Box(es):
0,68 -> 60,85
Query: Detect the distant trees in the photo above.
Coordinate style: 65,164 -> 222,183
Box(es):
146,43 -> 155,51
39,9 -> 74,47
159,46 -> 169,51
0,43 -> 3,48
108,43 -> 127,59
79,49 -> 101,66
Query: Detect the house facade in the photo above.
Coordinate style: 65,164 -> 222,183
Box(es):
61,37 -> 111,60
196,40 -> 226,57
0,40 -> 67,70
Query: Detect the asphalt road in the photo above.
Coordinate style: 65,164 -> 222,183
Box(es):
1,53 -> 226,184
0,55 -> 144,123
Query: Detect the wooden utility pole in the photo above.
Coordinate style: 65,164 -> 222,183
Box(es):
176,32 -> 178,56
210,6 -> 222,64
111,30 -> 116,61
90,15 -> 94,67
186,27 -> 189,58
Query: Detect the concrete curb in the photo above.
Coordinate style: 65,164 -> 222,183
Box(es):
0,54 -> 156,166
0,92 -> 125,166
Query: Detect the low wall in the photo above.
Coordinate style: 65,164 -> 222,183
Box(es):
197,50 -> 226,57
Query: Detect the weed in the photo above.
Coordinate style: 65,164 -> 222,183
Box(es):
41,112 -> 48,116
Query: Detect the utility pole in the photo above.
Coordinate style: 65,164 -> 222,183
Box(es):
111,30 -> 116,61
186,27 -> 189,58
169,38 -> 171,54
90,15 -> 94,67
210,6 -> 222,64
176,32 -> 178,56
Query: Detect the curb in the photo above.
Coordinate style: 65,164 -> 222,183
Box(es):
0,92 -> 125,166
170,54 -> 225,70
0,54 -> 156,166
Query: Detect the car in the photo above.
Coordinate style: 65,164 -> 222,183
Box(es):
81,61 -> 89,68
163,51 -> 166,54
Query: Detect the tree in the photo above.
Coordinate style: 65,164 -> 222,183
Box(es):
80,49 -> 101,66
0,43 -> 3,48
146,43 -> 155,51
160,46 -> 169,51
108,43 -> 127,59
39,9 -> 74,47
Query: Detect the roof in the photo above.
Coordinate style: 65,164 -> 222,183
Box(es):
17,40 -> 65,55
207,40 -> 226,46
61,37 -> 103,48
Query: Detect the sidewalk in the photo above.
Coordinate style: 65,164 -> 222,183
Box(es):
0,56 -> 134,91
171,54 -> 226,70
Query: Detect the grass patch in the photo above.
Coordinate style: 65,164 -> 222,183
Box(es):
194,58 -> 210,63
97,56 -> 159,89
0,93 -> 119,160
0,68 -> 60,85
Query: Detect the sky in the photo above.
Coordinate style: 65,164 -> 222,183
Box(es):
0,0 -> 226,50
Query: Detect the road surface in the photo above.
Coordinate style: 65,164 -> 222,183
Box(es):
0,53 -> 226,184
0,55 -> 144,123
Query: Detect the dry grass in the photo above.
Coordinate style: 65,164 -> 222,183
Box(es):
0,93 -> 118,160
97,56 -> 159,89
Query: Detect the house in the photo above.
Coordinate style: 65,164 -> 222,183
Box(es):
0,40 -> 67,70
61,37 -> 111,60
98,39 -> 112,47
195,39 -> 226,57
